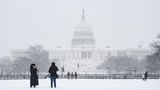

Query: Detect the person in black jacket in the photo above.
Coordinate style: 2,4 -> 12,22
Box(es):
67,72 -> 70,79
48,62 -> 59,88
143,71 -> 148,81
75,72 -> 77,79
30,64 -> 39,88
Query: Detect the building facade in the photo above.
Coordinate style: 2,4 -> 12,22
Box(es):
11,10 -> 153,73
49,10 -> 153,73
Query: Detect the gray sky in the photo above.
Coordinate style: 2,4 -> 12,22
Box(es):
0,0 -> 160,58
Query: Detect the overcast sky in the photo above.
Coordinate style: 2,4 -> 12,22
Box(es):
0,0 -> 160,58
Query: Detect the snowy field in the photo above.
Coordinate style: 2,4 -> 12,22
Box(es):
0,79 -> 160,90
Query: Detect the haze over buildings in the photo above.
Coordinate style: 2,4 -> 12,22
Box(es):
0,0 -> 160,58
10,11 -> 153,73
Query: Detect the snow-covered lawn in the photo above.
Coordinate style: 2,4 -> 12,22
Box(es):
0,79 -> 160,90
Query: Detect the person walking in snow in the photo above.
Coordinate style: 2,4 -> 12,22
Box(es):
143,71 -> 148,81
48,62 -> 59,88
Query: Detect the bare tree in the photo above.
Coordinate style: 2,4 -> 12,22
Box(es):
98,56 -> 145,73
13,45 -> 50,73
0,57 -> 13,74
146,35 -> 160,73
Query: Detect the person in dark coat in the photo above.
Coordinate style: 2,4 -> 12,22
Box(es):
71,72 -> 74,79
75,72 -> 77,79
48,62 -> 59,88
143,71 -> 148,81
30,64 -> 39,88
67,72 -> 70,79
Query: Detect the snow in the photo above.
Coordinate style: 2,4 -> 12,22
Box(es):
0,79 -> 160,90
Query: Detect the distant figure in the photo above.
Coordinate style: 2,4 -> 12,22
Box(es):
71,72 -> 74,79
75,72 -> 77,79
123,75 -> 127,79
48,62 -> 59,88
67,72 -> 70,79
30,64 -> 39,88
61,66 -> 65,72
143,71 -> 148,81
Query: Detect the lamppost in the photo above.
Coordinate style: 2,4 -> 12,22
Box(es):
77,63 -> 79,71
133,68 -> 137,79
61,57 -> 65,78
106,64 -> 111,79
106,52 -> 111,79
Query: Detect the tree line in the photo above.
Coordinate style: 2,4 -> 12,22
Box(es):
97,36 -> 160,74
0,36 -> 160,74
145,39 -> 160,73
0,45 -> 51,74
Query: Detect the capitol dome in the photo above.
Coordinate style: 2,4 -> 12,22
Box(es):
72,10 -> 95,48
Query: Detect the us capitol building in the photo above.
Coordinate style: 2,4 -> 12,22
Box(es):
11,10 -> 153,73
49,10 -> 153,73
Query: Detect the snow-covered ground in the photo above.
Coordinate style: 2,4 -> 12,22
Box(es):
0,79 -> 160,90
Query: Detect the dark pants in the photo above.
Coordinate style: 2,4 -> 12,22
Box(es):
50,76 -> 56,88
143,76 -> 148,81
